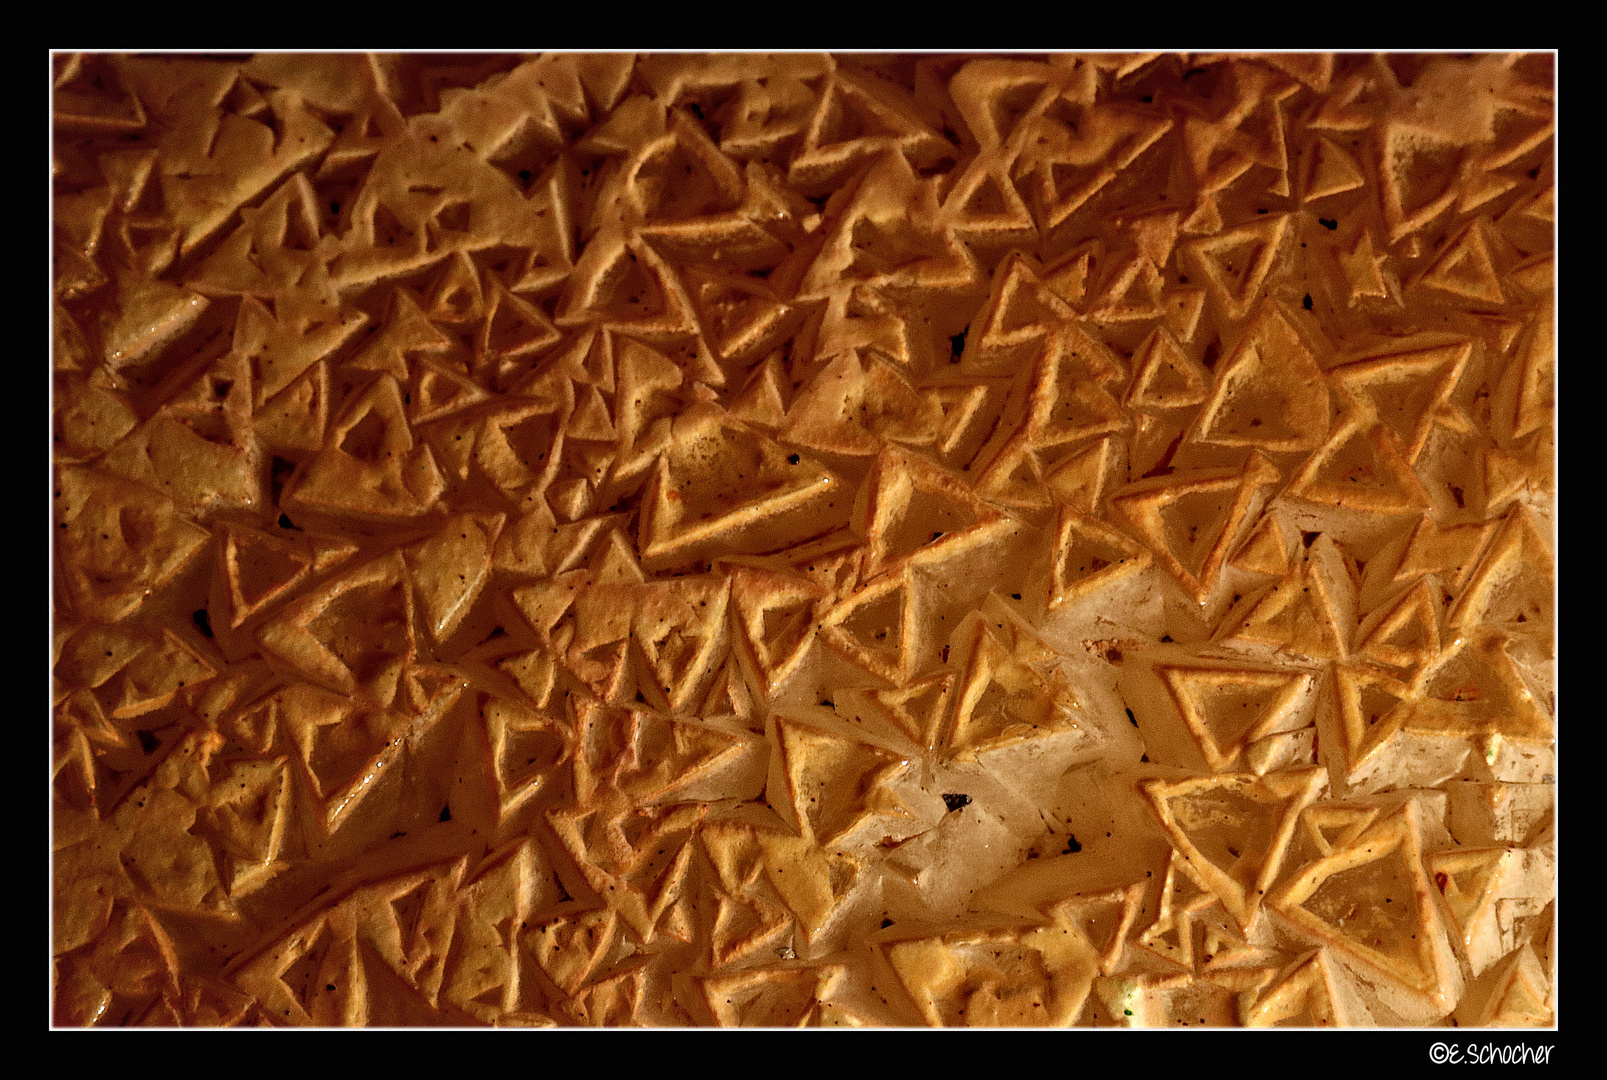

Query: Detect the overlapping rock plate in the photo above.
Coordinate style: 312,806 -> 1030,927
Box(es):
52,52 -> 1554,1027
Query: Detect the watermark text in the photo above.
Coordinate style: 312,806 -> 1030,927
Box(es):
1430,1042 -> 1554,1065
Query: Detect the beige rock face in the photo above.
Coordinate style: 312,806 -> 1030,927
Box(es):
53,51 -> 1554,1027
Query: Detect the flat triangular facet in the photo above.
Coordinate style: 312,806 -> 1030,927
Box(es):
1195,302 -> 1327,452
1049,507 -> 1151,609
1161,667 -> 1312,772
1141,767 -> 1325,931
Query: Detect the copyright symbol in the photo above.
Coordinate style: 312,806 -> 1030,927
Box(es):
1429,1042 -> 1451,1064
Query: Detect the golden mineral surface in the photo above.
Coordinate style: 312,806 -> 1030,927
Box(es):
52,52 -> 1554,1027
